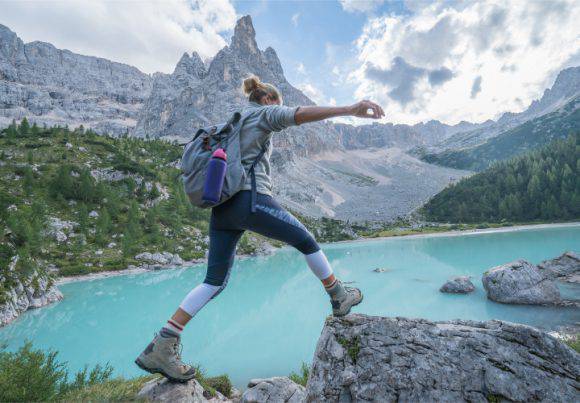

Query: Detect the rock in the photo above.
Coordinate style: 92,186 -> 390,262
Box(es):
89,210 -> 99,218
46,217 -> 78,244
242,377 -> 305,403
306,314 -> 580,402
439,276 -> 475,293
0,256 -> 63,326
538,251 -> 580,283
135,252 -> 184,268
372,267 -> 390,273
137,377 -> 229,402
482,259 -> 561,304
171,254 -> 184,266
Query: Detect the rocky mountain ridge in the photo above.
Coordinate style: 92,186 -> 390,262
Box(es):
0,23 -> 152,135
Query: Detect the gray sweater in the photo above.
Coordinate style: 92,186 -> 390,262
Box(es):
239,102 -> 299,196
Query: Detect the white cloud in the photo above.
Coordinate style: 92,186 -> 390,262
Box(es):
296,62 -> 307,75
350,0 -> 580,124
0,0 -> 237,74
291,12 -> 301,27
298,82 -> 330,105
339,0 -> 385,14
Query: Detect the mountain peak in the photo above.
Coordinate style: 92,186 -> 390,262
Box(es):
231,15 -> 259,55
173,51 -> 205,78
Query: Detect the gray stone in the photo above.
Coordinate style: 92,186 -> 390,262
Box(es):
137,377 -> 229,402
538,251 -> 580,283
482,259 -> 561,305
0,256 -> 63,326
242,377 -> 305,403
305,314 -> 580,402
440,276 -> 475,293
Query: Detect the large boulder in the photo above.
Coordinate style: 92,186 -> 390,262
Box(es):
538,251 -> 580,283
306,314 -> 579,402
481,259 -> 561,304
440,276 -> 475,293
242,377 -> 305,403
137,377 -> 229,402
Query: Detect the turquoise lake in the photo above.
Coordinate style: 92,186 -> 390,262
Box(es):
1,225 -> 579,388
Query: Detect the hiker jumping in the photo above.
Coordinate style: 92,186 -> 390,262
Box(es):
136,75 -> 385,382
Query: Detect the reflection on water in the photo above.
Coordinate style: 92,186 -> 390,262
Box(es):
0,225 -> 578,388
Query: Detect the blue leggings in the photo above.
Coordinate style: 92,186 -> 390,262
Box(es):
204,190 -> 320,288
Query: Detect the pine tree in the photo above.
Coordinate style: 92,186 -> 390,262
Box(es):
18,118 -> 30,136
95,208 -> 112,246
23,168 -> 34,196
78,203 -> 89,235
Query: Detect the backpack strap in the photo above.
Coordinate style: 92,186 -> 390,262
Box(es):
248,145 -> 268,213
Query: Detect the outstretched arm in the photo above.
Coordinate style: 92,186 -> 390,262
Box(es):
294,100 -> 384,125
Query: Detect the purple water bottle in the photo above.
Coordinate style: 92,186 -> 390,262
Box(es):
202,148 -> 227,204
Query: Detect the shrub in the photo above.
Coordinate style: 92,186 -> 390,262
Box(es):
0,341 -> 113,401
205,374 -> 233,398
289,362 -> 310,387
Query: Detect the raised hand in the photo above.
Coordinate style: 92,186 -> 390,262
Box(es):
349,100 -> 385,119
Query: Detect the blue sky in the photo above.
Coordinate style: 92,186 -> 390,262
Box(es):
1,0 -> 579,125
233,0 -> 402,107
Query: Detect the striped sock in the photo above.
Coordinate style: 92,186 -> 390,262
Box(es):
162,319 -> 184,337
325,279 -> 346,301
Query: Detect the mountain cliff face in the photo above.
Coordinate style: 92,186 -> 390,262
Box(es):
0,24 -> 152,135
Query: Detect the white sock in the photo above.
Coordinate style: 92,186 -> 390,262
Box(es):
304,249 -> 334,280
179,283 -> 221,317
162,319 -> 184,336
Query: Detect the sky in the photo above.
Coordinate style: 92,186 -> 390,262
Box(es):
1,0 -> 579,125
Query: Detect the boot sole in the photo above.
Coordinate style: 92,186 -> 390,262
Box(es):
135,358 -> 195,384
333,293 -> 364,317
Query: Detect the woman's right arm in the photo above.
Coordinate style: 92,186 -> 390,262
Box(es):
294,100 -> 385,125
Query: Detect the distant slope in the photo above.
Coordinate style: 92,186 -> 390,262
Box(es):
423,66 -> 580,154
421,97 -> 580,171
422,134 -> 579,223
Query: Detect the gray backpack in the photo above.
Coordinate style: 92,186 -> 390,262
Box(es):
181,112 -> 267,212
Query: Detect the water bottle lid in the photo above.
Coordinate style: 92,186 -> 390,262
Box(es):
212,148 -> 227,160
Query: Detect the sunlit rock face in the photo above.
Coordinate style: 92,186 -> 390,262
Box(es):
0,24 -> 152,135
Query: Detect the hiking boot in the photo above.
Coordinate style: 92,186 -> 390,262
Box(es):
331,283 -> 363,316
135,331 -> 196,383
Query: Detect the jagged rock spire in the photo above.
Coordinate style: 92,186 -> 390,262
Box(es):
230,15 -> 259,55
173,51 -> 206,78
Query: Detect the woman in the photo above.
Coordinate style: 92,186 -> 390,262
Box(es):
135,76 -> 385,382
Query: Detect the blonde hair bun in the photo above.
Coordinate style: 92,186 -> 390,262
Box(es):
242,75 -> 261,95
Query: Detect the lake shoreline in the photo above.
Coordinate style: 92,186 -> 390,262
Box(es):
323,221 -> 580,246
57,222 -> 580,285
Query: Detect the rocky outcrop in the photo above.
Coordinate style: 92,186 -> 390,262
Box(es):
137,377 -> 230,402
242,377 -> 305,403
306,314 -> 579,402
0,24 -> 152,135
135,252 -> 184,269
0,256 -> 63,326
440,276 -> 475,293
538,251 -> 580,283
482,259 -> 561,305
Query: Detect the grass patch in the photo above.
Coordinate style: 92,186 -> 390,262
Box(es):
564,335 -> 580,353
337,336 -> 361,364
289,362 -> 310,387
60,375 -> 155,401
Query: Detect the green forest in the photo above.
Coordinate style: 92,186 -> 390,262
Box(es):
423,133 -> 580,223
